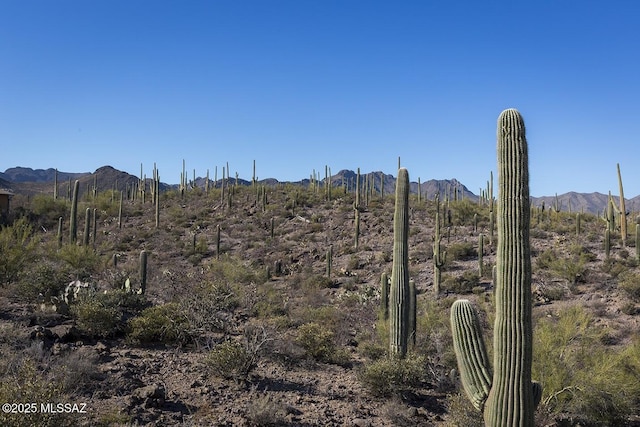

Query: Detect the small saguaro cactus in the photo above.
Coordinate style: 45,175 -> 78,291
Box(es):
83,207 -> 91,246
380,272 -> 390,320
478,233 -> 484,277
433,212 -> 446,296
139,250 -> 148,295
69,180 -> 79,244
450,109 -> 541,426
389,167 -> 411,357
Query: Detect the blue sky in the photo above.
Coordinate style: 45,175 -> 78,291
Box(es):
1,1 -> 639,197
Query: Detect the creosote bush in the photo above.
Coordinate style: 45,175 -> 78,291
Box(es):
533,306 -> 640,424
71,293 -> 123,338
207,340 -> 257,383
0,217 -> 39,286
442,271 -> 480,294
296,322 -> 349,365
358,353 -> 428,397
444,241 -> 476,263
618,270 -> 640,301
127,302 -> 191,345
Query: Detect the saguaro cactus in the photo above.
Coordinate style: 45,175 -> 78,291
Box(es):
451,109 -> 540,425
389,167 -> 410,357
139,250 -> 148,294
433,212 -> 446,296
69,180 -> 79,243
380,272 -> 390,320
617,163 -> 627,246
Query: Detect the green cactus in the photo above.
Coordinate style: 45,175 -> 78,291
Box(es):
216,224 -> 221,260
433,211 -> 446,296
326,245 -> 333,279
451,109 -> 540,425
450,299 -> 492,411
155,172 -> 160,228
354,208 -> 360,250
139,250 -> 148,295
69,180 -> 79,244
489,210 -> 494,245
478,233 -> 484,277
57,216 -> 63,248
118,191 -> 123,229
408,279 -> 416,347
83,208 -> 91,246
617,163 -> 627,246
380,272 -> 390,320
389,167 -> 410,357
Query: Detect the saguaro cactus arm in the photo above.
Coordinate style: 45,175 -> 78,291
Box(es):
451,299 -> 492,411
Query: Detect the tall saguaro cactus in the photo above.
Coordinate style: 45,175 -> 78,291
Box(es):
451,109 -> 540,426
389,167 -> 410,357
69,180 -> 79,244
617,163 -> 627,246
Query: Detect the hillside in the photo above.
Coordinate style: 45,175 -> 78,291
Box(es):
3,165 -> 636,215
0,175 -> 639,426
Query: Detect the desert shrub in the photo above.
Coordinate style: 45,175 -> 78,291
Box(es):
451,200 -> 486,226
415,298 -> 458,392
443,392 -> 484,427
51,348 -> 103,394
446,242 -> 476,261
535,248 -> 589,285
358,354 -> 428,397
205,256 -> 268,287
93,189 -> 123,217
296,322 -> 348,365
442,271 -> 480,294
207,340 -> 257,383
127,302 -> 191,345
14,259 -> 69,301
533,306 -> 640,424
207,326 -> 271,383
71,292 -> 123,338
55,244 -> 102,281
621,301 -> 638,315
181,281 -> 241,338
0,359 -> 74,427
297,273 -> 334,290
534,282 -> 566,302
293,305 -> 342,331
618,271 -> 640,302
0,217 -> 39,286
29,195 -> 69,230
251,282 -> 289,320
244,390 -> 287,426
601,257 -> 630,278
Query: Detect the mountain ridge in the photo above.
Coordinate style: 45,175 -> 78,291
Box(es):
2,166 -> 637,216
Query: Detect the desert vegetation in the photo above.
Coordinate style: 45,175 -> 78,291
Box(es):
1,145 -> 640,425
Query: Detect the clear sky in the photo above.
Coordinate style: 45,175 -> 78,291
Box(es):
1,1 -> 639,197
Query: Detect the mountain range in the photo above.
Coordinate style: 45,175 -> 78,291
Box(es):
1,166 -> 637,216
